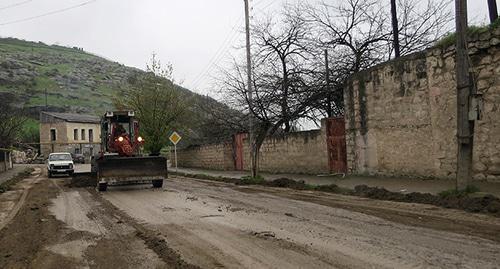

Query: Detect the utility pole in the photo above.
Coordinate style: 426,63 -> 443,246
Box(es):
45,88 -> 48,109
324,49 -> 332,118
455,0 -> 475,190
244,0 -> 256,178
488,0 -> 498,23
390,0 -> 400,58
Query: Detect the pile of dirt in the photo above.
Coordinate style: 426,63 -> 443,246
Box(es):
177,172 -> 500,217
353,185 -> 500,216
265,178 -> 309,189
0,179 -> 66,268
0,167 -> 35,193
68,172 -> 96,188
437,194 -> 500,214
135,231 -> 200,269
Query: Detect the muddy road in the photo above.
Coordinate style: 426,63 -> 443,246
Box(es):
1,170 -> 500,268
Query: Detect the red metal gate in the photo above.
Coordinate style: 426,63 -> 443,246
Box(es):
234,133 -> 245,171
326,118 -> 347,174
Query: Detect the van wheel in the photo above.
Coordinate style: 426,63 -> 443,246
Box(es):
98,182 -> 108,192
152,180 -> 163,188
48,171 -> 53,178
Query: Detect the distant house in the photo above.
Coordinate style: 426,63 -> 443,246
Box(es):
39,112 -> 101,158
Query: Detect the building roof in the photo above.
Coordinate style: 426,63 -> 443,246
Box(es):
42,112 -> 100,123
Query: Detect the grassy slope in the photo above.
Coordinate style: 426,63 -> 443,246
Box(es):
0,38 -> 236,145
0,38 -> 137,115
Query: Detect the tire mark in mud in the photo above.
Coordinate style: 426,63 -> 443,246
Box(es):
86,188 -> 201,269
0,178 -> 78,269
233,185 -> 500,243
0,168 -> 42,231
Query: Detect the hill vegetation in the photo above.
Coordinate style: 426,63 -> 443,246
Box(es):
0,37 -> 237,146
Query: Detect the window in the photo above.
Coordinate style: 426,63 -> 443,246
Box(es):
49,153 -> 72,161
88,129 -> 94,142
73,129 -> 78,141
50,129 -> 56,141
81,129 -> 86,140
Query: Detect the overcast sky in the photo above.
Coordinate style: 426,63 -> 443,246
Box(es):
0,0 -> 493,96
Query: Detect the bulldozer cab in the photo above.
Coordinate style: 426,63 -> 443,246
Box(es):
101,111 -> 140,154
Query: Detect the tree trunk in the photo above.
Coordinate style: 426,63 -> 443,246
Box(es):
252,124 -> 272,178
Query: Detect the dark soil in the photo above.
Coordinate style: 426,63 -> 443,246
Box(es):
174,172 -> 500,218
0,179 -> 70,269
0,167 -> 34,193
88,189 -> 201,269
265,178 -> 309,189
68,172 -> 96,188
353,185 -> 500,217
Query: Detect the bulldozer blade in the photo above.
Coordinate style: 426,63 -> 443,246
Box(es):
97,156 -> 167,184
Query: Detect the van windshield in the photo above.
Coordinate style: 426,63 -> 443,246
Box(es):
49,154 -> 72,161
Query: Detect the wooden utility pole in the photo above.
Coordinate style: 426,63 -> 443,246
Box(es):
455,0 -> 475,190
244,0 -> 256,178
45,88 -> 48,109
488,0 -> 498,23
324,49 -> 332,117
390,0 -> 400,58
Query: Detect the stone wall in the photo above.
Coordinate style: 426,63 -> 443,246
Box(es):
176,142 -> 234,171
177,120 -> 330,175
242,127 -> 329,174
344,27 -> 500,181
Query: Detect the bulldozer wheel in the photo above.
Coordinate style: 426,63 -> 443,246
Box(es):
152,180 -> 163,188
98,182 -> 108,192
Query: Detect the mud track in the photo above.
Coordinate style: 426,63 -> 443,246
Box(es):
0,171 -> 198,269
101,176 -> 500,268
2,172 -> 500,268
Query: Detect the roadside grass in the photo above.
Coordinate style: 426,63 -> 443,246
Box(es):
436,18 -> 500,48
0,168 -> 35,193
240,175 -> 266,185
438,185 -> 480,198
171,171 -> 500,217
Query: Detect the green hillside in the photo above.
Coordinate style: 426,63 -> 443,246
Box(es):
0,37 -> 141,115
0,37 -> 239,145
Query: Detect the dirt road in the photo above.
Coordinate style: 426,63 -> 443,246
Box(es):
1,171 -> 500,268
103,177 -> 500,269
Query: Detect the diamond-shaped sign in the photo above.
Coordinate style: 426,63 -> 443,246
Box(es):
169,131 -> 182,145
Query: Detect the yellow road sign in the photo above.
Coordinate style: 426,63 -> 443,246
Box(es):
169,131 -> 182,145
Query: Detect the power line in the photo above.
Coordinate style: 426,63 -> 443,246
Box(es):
190,17 -> 243,90
0,0 -> 33,11
0,0 -> 97,26
190,0 -> 274,91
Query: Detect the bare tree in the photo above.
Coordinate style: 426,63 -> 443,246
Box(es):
0,94 -> 27,148
306,0 -> 390,73
218,54 -> 323,175
302,0 -> 452,118
396,0 -> 453,56
251,6 -> 319,132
